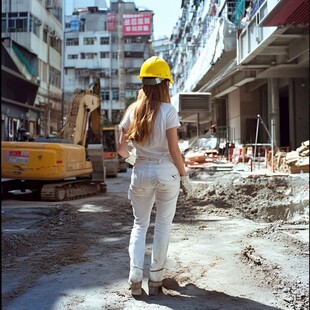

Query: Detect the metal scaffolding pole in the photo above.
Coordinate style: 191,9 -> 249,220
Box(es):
118,1 -> 125,116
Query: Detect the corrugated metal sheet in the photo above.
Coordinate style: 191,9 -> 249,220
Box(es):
261,0 -> 309,26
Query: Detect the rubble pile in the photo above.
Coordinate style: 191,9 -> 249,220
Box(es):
274,140 -> 309,173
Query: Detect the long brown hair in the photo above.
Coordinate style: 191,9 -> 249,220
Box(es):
125,79 -> 171,145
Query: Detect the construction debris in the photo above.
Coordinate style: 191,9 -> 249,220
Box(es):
274,140 -> 309,173
182,138 -> 309,175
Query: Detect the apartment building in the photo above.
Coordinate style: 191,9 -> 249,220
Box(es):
152,36 -> 174,66
1,0 -> 63,138
169,0 -> 309,151
63,0 -> 154,125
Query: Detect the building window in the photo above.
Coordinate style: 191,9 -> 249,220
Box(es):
17,12 -> 28,32
126,36 -> 147,44
50,32 -> 61,53
2,15 -> 7,33
84,37 -> 95,45
92,69 -> 102,76
125,68 -> 140,75
100,37 -> 110,44
8,18 -> 16,31
112,52 -> 118,59
66,38 -> 79,46
99,70 -> 109,78
43,28 -> 48,43
100,52 -> 110,59
49,66 -> 61,88
29,14 -> 42,36
81,53 -> 97,59
125,90 -> 139,98
111,69 -> 118,76
7,12 -> 17,32
126,83 -> 141,90
101,90 -> 110,101
124,51 -> 144,58
112,89 -> 119,100
131,36 -> 144,43
75,69 -> 90,77
68,54 -> 78,59
6,12 -> 30,33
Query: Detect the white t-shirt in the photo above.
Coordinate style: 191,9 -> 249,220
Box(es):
120,102 -> 181,161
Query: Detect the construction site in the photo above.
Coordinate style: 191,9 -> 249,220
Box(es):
2,140 -> 309,309
1,0 -> 309,308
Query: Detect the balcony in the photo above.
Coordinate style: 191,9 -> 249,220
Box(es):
237,0 -> 309,80
183,17 -> 237,92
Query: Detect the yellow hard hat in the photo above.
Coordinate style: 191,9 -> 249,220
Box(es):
137,56 -> 174,84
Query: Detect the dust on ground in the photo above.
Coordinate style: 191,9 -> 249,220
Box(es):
1,168 -> 309,310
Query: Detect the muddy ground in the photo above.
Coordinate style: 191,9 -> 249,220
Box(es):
1,166 -> 309,310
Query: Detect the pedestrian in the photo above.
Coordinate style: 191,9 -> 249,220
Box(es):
117,56 -> 193,296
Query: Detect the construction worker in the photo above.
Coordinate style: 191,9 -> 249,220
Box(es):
117,56 -> 193,296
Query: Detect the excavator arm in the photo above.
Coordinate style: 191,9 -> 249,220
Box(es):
59,79 -> 102,146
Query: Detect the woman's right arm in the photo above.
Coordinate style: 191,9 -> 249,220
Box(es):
117,129 -> 130,159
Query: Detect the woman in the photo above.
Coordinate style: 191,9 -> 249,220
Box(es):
117,56 -> 193,296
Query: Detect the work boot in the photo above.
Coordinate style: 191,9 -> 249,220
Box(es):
148,268 -> 164,295
128,266 -> 143,296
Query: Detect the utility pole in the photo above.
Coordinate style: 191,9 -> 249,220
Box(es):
46,29 -> 51,135
118,1 -> 125,116
61,0 -> 66,128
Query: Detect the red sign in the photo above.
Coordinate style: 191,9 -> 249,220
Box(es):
123,13 -> 152,36
107,13 -> 117,31
9,150 -> 29,157
4,150 -> 29,163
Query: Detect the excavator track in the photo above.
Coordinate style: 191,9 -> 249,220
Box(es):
41,180 -> 107,201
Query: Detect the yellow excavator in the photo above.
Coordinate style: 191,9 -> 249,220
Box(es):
1,79 -> 106,201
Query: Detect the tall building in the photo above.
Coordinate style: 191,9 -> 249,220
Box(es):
152,36 -> 174,72
63,0 -> 154,125
1,0 -> 63,138
169,0 -> 309,150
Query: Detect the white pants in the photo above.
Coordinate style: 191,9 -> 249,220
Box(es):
128,159 -> 180,282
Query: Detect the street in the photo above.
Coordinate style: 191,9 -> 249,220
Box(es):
2,168 -> 309,310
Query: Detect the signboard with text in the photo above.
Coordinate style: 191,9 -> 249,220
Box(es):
107,13 -> 117,31
123,13 -> 152,36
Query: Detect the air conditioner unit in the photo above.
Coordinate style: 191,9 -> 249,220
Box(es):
175,92 -> 212,113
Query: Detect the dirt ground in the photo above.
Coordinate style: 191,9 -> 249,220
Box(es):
1,166 -> 309,310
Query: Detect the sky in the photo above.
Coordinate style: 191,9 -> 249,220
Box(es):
65,0 -> 182,40
123,0 -> 182,40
